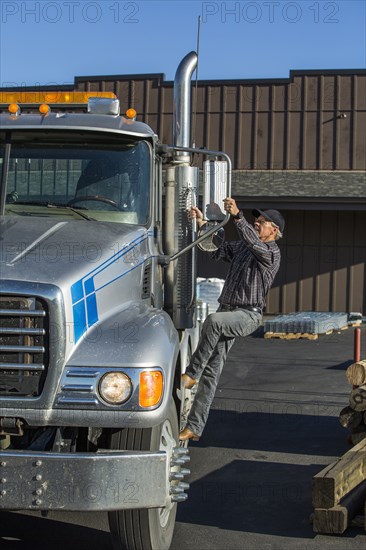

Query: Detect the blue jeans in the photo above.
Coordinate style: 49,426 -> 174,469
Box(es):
185,308 -> 261,436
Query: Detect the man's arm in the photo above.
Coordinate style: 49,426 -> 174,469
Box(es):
222,198 -> 279,268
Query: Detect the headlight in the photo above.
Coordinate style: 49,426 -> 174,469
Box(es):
98,372 -> 132,405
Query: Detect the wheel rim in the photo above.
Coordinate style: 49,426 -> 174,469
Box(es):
158,419 -> 177,528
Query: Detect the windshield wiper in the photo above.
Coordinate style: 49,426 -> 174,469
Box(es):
6,200 -> 95,221
64,206 -> 95,221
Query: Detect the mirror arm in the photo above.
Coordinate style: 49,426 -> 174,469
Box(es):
165,146 -> 232,170
170,213 -> 231,262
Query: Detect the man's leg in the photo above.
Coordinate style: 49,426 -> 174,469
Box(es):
185,335 -> 235,436
183,309 -> 261,436
185,309 -> 260,382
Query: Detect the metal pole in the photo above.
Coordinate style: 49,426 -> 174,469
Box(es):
354,327 -> 361,363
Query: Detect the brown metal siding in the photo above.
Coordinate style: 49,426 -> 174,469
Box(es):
197,210 -> 366,315
3,70 -> 364,171
67,70 -> 366,171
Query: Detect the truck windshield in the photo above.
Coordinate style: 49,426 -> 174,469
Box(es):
0,131 -> 151,225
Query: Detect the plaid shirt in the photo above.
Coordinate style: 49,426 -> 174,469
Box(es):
211,216 -> 281,310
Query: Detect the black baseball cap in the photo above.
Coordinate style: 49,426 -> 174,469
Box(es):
252,209 -> 285,233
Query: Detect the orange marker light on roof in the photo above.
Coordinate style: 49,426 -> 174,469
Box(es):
8,103 -> 20,114
139,371 -> 163,408
39,104 -> 50,115
0,91 -> 116,105
126,108 -> 137,119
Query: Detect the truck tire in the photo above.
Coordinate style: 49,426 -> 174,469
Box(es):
108,399 -> 179,550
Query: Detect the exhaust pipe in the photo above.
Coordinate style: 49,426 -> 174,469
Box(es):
164,51 -> 199,329
173,51 -> 198,160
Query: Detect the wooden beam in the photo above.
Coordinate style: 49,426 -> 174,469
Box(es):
313,480 -> 366,534
312,438 -> 366,509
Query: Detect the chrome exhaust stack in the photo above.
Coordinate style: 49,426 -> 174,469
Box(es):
164,52 -> 199,329
173,51 -> 198,161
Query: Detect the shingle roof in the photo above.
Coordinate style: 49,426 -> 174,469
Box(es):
231,171 -> 366,199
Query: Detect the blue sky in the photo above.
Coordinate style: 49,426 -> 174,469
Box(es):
1,0 -> 365,87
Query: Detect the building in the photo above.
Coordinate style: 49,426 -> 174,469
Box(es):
1,68 -> 365,313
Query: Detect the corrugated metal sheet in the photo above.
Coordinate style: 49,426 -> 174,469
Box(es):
197,210 -> 366,315
2,70 -> 365,170
72,70 -> 366,171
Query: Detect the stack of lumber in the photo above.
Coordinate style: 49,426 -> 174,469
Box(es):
340,359 -> 366,444
312,438 -> 366,534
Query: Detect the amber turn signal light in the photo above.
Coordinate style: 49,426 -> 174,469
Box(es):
39,104 -> 50,115
8,103 -> 20,114
125,108 -> 137,119
139,371 -> 163,408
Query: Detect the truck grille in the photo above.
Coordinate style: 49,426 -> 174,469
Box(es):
0,296 -> 48,397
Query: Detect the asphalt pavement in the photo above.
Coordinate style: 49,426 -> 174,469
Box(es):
1,324 -> 366,550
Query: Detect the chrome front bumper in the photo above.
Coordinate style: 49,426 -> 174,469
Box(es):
0,448 -> 189,511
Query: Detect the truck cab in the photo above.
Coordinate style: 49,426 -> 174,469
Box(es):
0,52 -> 231,550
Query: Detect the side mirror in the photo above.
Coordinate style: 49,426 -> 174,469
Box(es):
197,160 -> 228,252
202,160 -> 227,222
169,148 -> 231,262
197,224 -> 217,252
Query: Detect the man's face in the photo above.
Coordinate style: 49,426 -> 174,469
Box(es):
254,215 -> 278,242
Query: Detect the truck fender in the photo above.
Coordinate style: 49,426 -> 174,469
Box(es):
64,302 -> 180,417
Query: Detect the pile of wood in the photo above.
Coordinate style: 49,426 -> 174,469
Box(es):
312,438 -> 366,534
340,359 -> 366,444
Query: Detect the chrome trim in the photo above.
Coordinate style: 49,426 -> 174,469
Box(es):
0,328 -> 46,335
88,97 -> 120,116
61,384 -> 93,392
57,396 -> 99,406
0,281 -> 66,406
0,293 -> 49,396
0,309 -> 46,317
0,345 -> 45,353
66,369 -> 100,378
0,364 -> 45,371
0,123 -> 156,139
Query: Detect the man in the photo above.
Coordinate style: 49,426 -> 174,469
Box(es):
179,198 -> 284,442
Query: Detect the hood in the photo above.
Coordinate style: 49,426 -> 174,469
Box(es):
0,216 -> 147,288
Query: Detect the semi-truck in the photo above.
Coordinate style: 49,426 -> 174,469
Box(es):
0,52 -> 231,549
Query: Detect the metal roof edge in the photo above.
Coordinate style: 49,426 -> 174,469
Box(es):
1,69 -> 365,93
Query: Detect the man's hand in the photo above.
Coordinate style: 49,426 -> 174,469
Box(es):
188,206 -> 203,220
223,198 -> 240,217
188,206 -> 206,228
